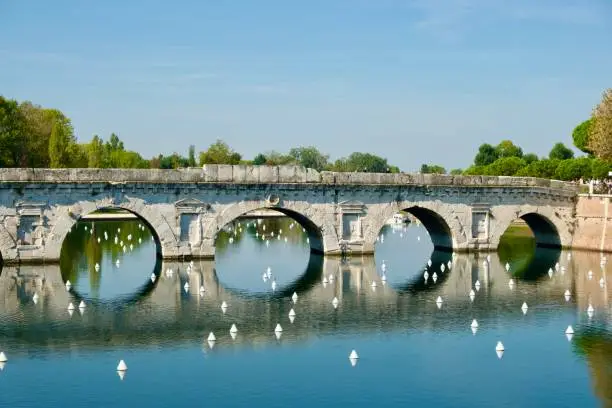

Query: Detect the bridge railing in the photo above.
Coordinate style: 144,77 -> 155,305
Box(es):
0,166 -> 579,192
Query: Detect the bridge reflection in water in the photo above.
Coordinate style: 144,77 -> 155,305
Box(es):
0,248 -> 609,352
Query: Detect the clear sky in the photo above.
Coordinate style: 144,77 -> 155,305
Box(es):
1,0 -> 611,171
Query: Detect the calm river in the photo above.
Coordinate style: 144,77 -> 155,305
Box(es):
0,215 -> 611,407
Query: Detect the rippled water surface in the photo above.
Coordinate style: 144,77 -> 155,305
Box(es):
1,215 -> 612,408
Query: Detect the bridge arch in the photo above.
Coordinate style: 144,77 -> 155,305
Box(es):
46,199 -> 178,261
365,201 -> 460,251
201,200 -> 340,257
491,207 -> 571,249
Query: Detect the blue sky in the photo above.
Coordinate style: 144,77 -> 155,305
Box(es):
1,0 -> 611,170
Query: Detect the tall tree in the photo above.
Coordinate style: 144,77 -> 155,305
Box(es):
333,152 -> 391,173
420,164 -> 446,174
572,119 -> 593,155
188,145 -> 196,167
288,146 -> 329,171
199,140 -> 242,165
549,142 -> 574,160
87,135 -> 104,167
49,122 -> 69,168
474,143 -> 499,166
589,89 -> 612,161
495,140 -> 523,158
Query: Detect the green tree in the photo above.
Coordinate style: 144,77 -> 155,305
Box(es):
332,152 -> 392,173
474,143 -> 499,166
495,140 -> 523,158
48,117 -> 75,168
0,96 -> 22,166
523,153 -> 539,164
252,153 -> 267,165
288,146 -> 329,171
554,157 -> 592,181
450,168 -> 463,175
549,142 -> 574,160
261,151 -> 295,165
199,140 -> 242,165
420,164 -> 446,174
572,119 -> 593,155
188,145 -> 196,167
486,157 -> 526,176
87,135 -> 104,167
589,89 -> 612,160
591,158 -> 611,180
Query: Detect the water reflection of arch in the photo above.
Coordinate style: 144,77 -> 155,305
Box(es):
499,246 -> 562,281
394,250 -> 454,294
211,254 -> 324,300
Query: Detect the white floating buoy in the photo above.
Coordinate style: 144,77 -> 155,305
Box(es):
349,350 -> 359,360
199,286 -> 205,294
230,324 -> 238,334
33,293 -> 39,303
564,289 -> 571,297
588,270 -> 593,280
471,319 -> 479,329
274,323 -> 283,333
424,271 -> 429,280
117,360 -> 128,371
221,301 -> 228,311
150,273 -> 156,283
427,259 -> 432,267
587,304 -> 594,313
292,292 -> 298,303
548,269 -> 553,278
68,302 -> 75,311
469,289 -> 475,297
79,300 -> 86,309
0,352 -> 7,362
508,279 -> 515,288
332,297 -> 339,308
475,280 -> 481,291
65,280 -> 72,291
495,341 -> 505,352
289,315 -> 295,324
521,302 -> 528,314
436,296 -> 443,308
565,325 -> 574,335
505,263 -> 510,272
371,281 -> 377,289
432,272 -> 438,280
271,280 -> 277,291
289,308 -> 296,318
208,332 -> 216,342
323,277 -> 328,284
440,264 -> 445,273
184,282 -> 189,293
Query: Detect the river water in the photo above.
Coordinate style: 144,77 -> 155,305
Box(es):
1,216 -> 611,407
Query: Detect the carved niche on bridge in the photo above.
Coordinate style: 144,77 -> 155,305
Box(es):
339,200 -> 366,242
470,204 -> 490,241
16,202 -> 46,247
175,199 -> 211,245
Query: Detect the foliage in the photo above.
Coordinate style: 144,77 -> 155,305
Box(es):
449,168 -> 463,175
589,89 -> 612,160
199,140 -> 242,165
486,157 -> 526,176
554,157 -> 592,181
591,158 -> 612,180
549,142 -> 574,160
523,153 -> 538,164
252,153 -> 267,165
473,143 -> 498,166
331,152 -> 393,173
420,164 -> 446,174
288,146 -> 329,171
495,140 -> 523,158
188,145 -> 196,167
572,119 -> 593,155
515,159 -> 561,178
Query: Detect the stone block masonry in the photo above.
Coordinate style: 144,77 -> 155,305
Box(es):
0,165 -> 583,264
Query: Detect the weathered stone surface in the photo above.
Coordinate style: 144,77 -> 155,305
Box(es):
0,166 -> 588,264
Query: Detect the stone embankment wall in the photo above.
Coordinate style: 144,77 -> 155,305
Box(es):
573,195 -> 612,253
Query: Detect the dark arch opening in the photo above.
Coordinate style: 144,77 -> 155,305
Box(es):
59,207 -> 163,304
403,206 -> 453,250
520,213 -> 562,248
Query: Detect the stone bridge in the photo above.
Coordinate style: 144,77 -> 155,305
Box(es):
0,249 -> 604,352
0,166 -> 580,264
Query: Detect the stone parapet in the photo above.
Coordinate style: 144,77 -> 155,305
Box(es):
0,166 -> 580,192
